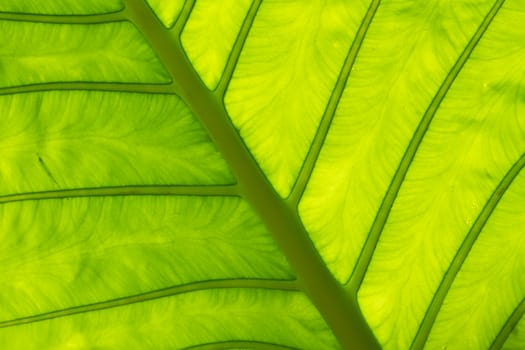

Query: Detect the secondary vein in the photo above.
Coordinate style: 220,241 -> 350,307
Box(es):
183,340 -> 300,350
411,152 -> 525,350
0,10 -> 125,24
490,297 -> 525,350
347,0 -> 506,293
0,185 -> 239,205
287,0 -> 381,207
0,82 -> 175,95
172,0 -> 195,34
215,0 -> 263,96
0,279 -> 298,329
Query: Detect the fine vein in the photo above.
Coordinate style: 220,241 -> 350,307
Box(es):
288,0 -> 381,207
0,10 -> 125,24
347,0 -> 506,292
0,185 -> 239,205
0,279 -> 298,329
123,1 -> 380,349
0,82 -> 175,95
183,340 -> 300,350
490,297 -> 525,350
215,0 -> 262,96
411,152 -> 525,350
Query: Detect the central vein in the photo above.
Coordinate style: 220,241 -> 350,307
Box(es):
122,0 -> 380,349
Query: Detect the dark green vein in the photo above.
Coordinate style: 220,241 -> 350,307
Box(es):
411,152 -> 525,349
215,0 -> 262,96
288,0 -> 381,207
123,1 -> 380,349
172,0 -> 195,34
490,297 -> 525,350
0,279 -> 298,329
0,185 -> 239,205
0,10 -> 125,24
347,0 -> 506,293
0,82 -> 175,95
183,340 -> 300,350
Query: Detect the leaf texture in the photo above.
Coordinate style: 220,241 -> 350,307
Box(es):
0,0 -> 524,349
181,0 -> 252,90
357,2 -> 525,348
0,21 -> 170,87
144,0 -> 184,28
0,289 -> 338,349
424,167 -> 525,349
0,91 -> 233,194
0,196 -> 293,322
224,0 -> 369,196
299,0 -> 497,285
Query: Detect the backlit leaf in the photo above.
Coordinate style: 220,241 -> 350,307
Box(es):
0,0 -> 523,349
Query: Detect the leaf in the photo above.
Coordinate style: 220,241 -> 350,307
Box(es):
0,0 -> 523,349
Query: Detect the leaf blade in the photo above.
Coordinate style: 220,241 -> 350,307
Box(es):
0,91 -> 234,195
358,1 -> 525,347
0,289 -> 338,350
224,0 -> 371,197
0,21 -> 170,87
424,166 -> 525,349
181,0 -> 253,90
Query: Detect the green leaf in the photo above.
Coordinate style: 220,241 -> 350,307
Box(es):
0,0 -> 523,349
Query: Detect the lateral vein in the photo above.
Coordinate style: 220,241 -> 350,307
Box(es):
411,153 -> 525,350
347,0 -> 506,293
172,0 -> 195,34
0,82 -> 175,95
489,297 -> 525,350
0,10 -> 125,24
0,185 -> 239,205
215,0 -> 263,96
183,340 -> 300,350
0,279 -> 298,329
288,0 -> 381,207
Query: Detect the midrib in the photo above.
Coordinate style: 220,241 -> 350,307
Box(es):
123,0 -> 380,349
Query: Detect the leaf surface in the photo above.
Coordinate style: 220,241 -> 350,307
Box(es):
0,0 -> 524,349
